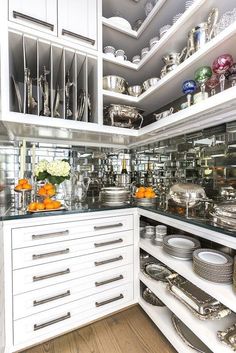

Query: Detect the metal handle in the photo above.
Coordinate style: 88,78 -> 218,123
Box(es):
13,11 -> 54,31
33,268 -> 70,282
34,312 -> 71,331
62,29 -> 95,45
94,223 -> 123,231
95,294 -> 124,307
33,290 -> 71,306
94,255 -> 123,267
95,275 -> 123,287
94,238 -> 123,248
32,248 -> 69,260
32,230 -> 69,240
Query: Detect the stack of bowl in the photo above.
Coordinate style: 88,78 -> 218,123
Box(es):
100,187 -> 130,206
193,249 -> 233,283
163,234 -> 201,260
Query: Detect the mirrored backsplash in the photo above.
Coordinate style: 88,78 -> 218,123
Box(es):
0,121 -> 236,211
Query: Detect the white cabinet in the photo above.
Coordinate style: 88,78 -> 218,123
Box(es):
8,0 -> 57,35
58,0 -> 98,49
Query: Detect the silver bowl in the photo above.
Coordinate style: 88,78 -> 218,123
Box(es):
103,75 -> 127,93
168,183 -> 206,208
143,77 -> 160,91
127,85 -> 142,97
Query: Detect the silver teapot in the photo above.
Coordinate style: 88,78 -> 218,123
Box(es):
161,48 -> 187,77
186,8 -> 219,58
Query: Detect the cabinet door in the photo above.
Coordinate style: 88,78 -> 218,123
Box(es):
9,0 -> 57,35
58,0 -> 98,50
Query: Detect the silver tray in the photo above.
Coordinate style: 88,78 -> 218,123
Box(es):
167,274 -> 231,320
172,314 -> 213,353
217,323 -> 236,351
142,288 -> 165,306
144,262 -> 172,282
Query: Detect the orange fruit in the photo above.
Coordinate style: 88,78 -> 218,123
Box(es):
36,202 -> 45,210
43,197 -> 52,204
28,202 -> 37,211
47,189 -> 56,197
19,179 -> 28,185
52,200 -> 61,209
38,188 -> 46,196
14,185 -> 22,191
44,183 -> 54,191
45,203 -> 54,210
138,187 -> 145,192
23,183 -> 32,190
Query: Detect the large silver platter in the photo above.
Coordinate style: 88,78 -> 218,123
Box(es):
214,201 -> 236,218
142,288 -> 165,306
144,263 -> 172,282
172,314 -> 213,353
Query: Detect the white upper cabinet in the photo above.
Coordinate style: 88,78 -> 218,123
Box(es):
8,0 -> 57,35
58,0 -> 98,50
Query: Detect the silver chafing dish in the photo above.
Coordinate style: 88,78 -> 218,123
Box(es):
168,183 -> 206,208
211,201 -> 236,230
104,104 -> 144,129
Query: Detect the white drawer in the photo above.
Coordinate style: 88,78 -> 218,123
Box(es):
14,264 -> 133,320
13,246 -> 133,294
13,229 -> 133,269
14,283 -> 133,346
12,214 -> 133,249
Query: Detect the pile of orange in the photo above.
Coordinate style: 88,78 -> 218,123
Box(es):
15,179 -> 32,191
28,198 -> 61,211
37,183 -> 56,197
135,186 -> 156,199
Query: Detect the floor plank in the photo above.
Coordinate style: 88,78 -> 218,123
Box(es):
23,306 -> 177,353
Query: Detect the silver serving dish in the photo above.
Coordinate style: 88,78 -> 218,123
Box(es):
104,104 -> 144,129
144,262 -> 172,282
134,196 -> 157,206
172,315 -> 212,353
143,77 -> 160,91
127,85 -> 142,97
167,274 -> 231,320
100,187 -> 130,205
211,201 -> 236,229
142,288 -> 165,306
218,324 -> 236,351
168,183 -> 206,208
103,75 -> 127,93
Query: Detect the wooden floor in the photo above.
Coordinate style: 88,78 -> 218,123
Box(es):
23,306 -> 176,353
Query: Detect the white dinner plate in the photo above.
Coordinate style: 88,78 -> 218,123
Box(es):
198,251 -> 228,265
168,238 -> 195,249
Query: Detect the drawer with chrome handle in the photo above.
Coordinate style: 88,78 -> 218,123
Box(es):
12,214 -> 133,249
13,283 -> 134,346
62,29 -> 95,45
12,11 -> 55,31
13,246 -> 133,295
13,230 -> 133,270
13,264 -> 133,320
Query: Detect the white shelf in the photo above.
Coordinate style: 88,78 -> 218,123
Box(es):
139,239 -> 236,313
139,298 -> 194,353
139,273 -> 236,353
102,17 -> 137,38
103,89 -> 139,105
102,54 -> 138,70
103,23 -> 236,113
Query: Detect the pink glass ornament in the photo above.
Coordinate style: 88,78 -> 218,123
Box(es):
212,54 -> 233,91
206,74 -> 220,95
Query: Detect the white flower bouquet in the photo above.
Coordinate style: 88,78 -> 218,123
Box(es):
35,159 -> 71,185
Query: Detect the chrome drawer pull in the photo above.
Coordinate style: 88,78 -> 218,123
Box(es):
33,268 -> 70,282
94,223 -> 123,231
94,255 -> 123,267
32,230 -> 69,240
34,312 -> 71,331
94,238 -> 123,248
62,29 -> 95,45
32,248 -> 70,260
95,275 -> 123,287
33,290 -> 71,306
95,294 -> 124,307
13,11 -> 54,31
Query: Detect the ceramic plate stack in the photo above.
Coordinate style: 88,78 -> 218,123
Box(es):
163,235 -> 201,260
100,187 -> 130,206
193,249 -> 233,284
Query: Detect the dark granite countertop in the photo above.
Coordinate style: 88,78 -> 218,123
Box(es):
1,200 -> 236,238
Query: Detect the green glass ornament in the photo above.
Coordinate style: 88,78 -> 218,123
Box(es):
194,66 -> 212,94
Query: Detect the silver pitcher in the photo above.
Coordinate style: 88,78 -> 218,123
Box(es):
186,8 -> 219,58
161,48 -> 187,77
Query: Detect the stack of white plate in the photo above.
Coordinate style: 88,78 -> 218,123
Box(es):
100,187 -> 130,206
193,249 -> 233,284
163,235 -> 201,260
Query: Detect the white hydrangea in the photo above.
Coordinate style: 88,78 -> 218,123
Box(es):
46,160 -> 71,177
35,160 -> 49,176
